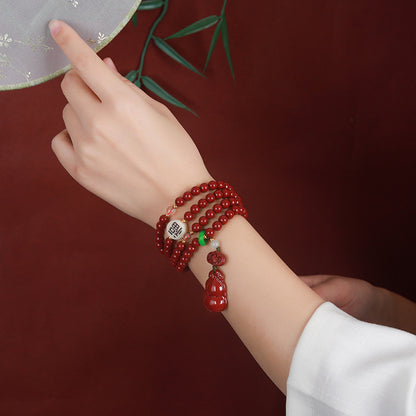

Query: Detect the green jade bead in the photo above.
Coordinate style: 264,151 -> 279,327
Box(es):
198,230 -> 208,246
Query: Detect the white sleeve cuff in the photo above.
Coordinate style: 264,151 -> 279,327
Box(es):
286,301 -> 416,416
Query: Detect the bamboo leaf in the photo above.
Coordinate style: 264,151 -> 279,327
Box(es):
221,16 -> 235,81
126,70 -> 138,82
165,15 -> 220,40
132,11 -> 138,27
153,37 -> 204,77
141,76 -> 196,115
138,0 -> 164,11
204,19 -> 223,72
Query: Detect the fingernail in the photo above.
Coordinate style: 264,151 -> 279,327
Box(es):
49,20 -> 62,37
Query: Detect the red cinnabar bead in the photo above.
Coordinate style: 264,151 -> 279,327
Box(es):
208,180 -> 217,190
214,190 -> 223,199
198,199 -> 208,208
183,191 -> 193,201
200,183 -> 209,192
191,186 -> 201,195
219,215 -> 228,225
221,199 -> 231,208
199,216 -> 208,226
205,228 -> 215,238
190,204 -> 200,214
225,209 -> 235,219
184,211 -> 193,221
217,180 -> 225,189
159,215 -> 169,223
175,197 -> 185,207
192,238 -> 200,247
213,221 -> 222,231
213,204 -> 222,213
192,223 -> 201,232
206,193 -> 215,203
222,189 -> 230,198
206,209 -> 215,219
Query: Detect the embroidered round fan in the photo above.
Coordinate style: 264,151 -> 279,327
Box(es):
0,0 -> 141,90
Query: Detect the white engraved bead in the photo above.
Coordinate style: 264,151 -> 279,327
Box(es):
210,239 -> 220,249
166,219 -> 187,240
166,206 -> 176,217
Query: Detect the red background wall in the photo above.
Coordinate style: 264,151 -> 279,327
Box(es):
0,1 -> 415,415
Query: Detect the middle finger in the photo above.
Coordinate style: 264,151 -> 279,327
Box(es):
61,70 -> 101,126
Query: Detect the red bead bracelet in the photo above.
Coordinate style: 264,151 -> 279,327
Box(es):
155,180 -> 247,312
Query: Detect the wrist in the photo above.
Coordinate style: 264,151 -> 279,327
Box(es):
147,171 -> 216,229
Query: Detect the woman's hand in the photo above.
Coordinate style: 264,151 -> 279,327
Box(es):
49,20 -> 213,228
299,274 -> 395,326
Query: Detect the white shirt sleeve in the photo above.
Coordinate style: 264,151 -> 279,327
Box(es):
286,301 -> 416,416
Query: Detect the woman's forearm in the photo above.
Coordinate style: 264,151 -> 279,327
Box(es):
171,188 -> 324,395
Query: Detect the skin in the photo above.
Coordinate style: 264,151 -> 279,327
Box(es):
49,20 -> 416,395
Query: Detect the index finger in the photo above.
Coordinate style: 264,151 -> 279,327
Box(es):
49,20 -> 126,101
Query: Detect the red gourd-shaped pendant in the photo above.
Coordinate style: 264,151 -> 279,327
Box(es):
204,250 -> 228,312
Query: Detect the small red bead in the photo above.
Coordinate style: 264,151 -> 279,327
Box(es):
199,216 -> 208,226
176,242 -> 185,250
226,209 -> 235,219
206,193 -> 215,203
175,197 -> 185,207
156,222 -> 164,230
232,205 -> 239,213
159,215 -> 169,224
173,249 -> 181,255
221,199 -> 230,209
229,198 -> 237,206
214,190 -> 223,199
184,211 -> 193,221
217,180 -> 225,189
213,204 -> 223,213
191,186 -> 201,196
205,228 -> 215,238
190,204 -> 200,214
192,238 -> 200,247
206,209 -> 215,219
155,235 -> 164,243
192,223 -> 201,232
155,229 -> 163,236
219,215 -> 228,225
222,189 -> 230,198
198,198 -> 208,208
213,221 -> 222,231
200,183 -> 209,192
156,241 -> 163,249
176,265 -> 183,272
208,180 -> 217,190
188,245 -> 196,253
183,191 -> 193,201
225,183 -> 233,190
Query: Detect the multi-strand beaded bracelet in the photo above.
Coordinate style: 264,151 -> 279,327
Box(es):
155,180 -> 247,312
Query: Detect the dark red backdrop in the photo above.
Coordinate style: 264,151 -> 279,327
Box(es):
1,1 -> 415,415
